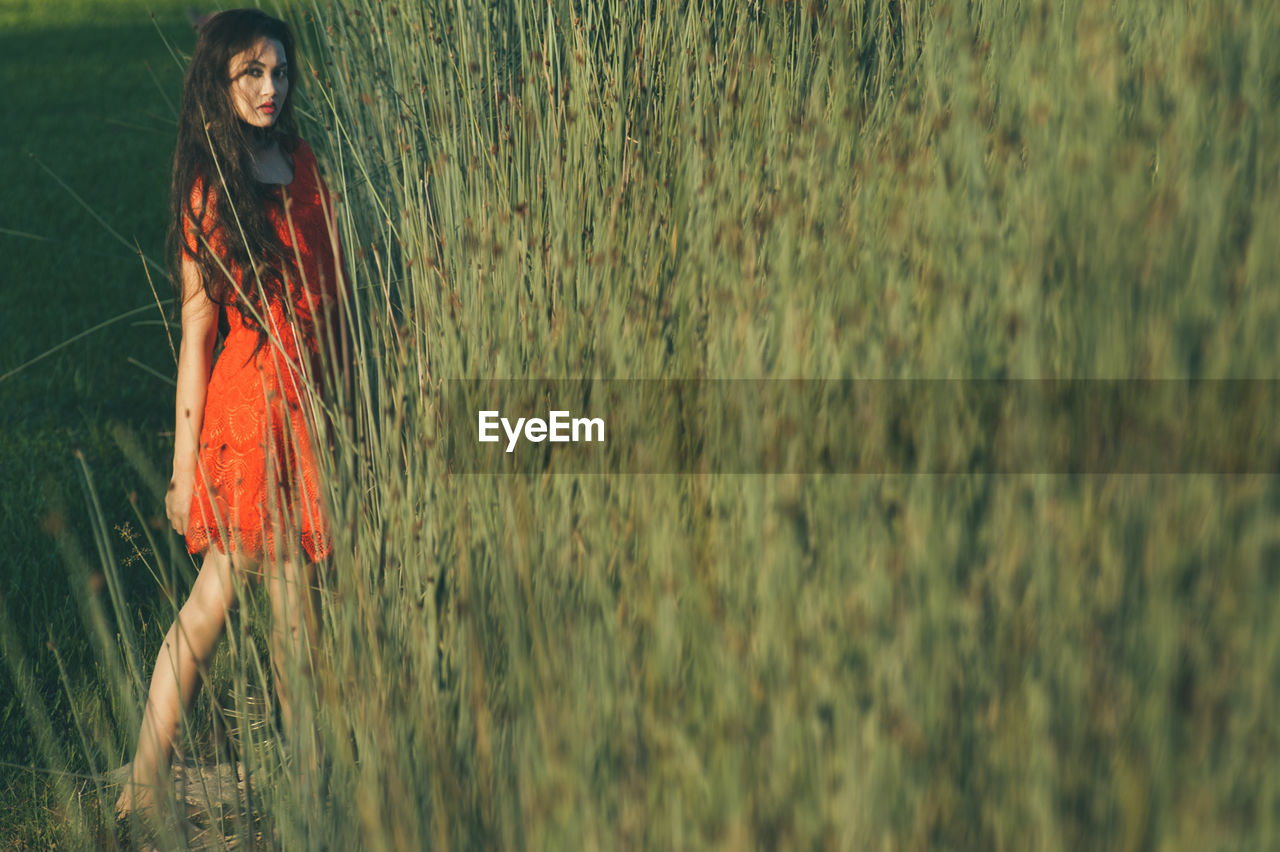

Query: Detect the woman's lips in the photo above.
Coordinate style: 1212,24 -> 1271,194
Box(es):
260,103 -> 276,114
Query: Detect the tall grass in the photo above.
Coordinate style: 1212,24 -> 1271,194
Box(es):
9,0 -> 1280,847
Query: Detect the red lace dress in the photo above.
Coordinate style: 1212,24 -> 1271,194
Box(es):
182,139 -> 341,563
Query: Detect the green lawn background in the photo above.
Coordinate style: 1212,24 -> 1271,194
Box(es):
0,1 -> 196,841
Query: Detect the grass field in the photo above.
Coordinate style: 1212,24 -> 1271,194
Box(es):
3,0 -> 1280,848
0,1 -> 200,845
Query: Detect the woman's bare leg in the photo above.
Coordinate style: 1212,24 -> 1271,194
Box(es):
266,557 -> 319,735
117,546 -> 242,816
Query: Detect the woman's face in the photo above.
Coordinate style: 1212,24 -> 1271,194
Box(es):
228,38 -> 289,127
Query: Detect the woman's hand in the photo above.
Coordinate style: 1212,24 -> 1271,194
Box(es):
166,473 -> 194,536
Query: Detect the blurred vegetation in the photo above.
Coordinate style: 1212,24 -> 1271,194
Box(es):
4,0 -> 1279,848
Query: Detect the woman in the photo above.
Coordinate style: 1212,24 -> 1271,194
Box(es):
117,8 -> 344,817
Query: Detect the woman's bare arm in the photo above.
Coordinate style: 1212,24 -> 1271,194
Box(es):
166,254 -> 219,536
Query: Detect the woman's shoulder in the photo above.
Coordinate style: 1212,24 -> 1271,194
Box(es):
289,138 -> 332,198
292,137 -> 316,165
287,137 -> 319,183
181,173 -> 221,256
184,172 -> 218,222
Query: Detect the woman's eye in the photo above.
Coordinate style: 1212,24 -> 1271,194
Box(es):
247,68 -> 263,78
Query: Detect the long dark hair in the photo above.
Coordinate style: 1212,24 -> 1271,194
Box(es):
168,9 -> 300,333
